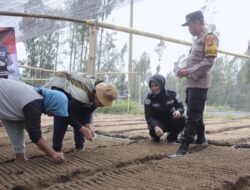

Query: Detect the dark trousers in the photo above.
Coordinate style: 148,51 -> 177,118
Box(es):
181,88 -> 208,143
148,116 -> 186,141
53,116 -> 84,152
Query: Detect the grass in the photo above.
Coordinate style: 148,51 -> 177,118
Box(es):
96,100 -> 144,115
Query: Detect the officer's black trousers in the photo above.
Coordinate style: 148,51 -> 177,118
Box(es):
148,115 -> 186,142
181,88 -> 208,143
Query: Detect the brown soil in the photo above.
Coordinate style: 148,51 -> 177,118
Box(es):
0,115 -> 250,190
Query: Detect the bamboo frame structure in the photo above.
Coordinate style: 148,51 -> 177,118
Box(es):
1,10 -> 250,112
0,11 -> 248,59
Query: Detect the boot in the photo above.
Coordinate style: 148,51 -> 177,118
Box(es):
196,137 -> 208,145
175,141 -> 189,155
196,124 -> 208,146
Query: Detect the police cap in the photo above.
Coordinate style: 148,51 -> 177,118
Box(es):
182,11 -> 204,26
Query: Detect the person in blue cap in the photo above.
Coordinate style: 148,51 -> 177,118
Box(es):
171,10 -> 219,157
144,74 -> 185,143
0,78 -> 68,162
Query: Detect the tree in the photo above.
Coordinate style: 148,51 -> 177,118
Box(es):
154,40 -> 166,74
132,52 -> 152,101
19,0 -> 61,86
97,32 -> 127,95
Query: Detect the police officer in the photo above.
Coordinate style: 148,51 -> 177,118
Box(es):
173,11 -> 219,156
144,74 -> 185,143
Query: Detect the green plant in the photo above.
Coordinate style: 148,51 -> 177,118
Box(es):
96,100 -> 144,114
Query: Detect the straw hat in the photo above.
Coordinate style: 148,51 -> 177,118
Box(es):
96,82 -> 118,107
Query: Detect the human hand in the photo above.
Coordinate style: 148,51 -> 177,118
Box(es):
85,124 -> 96,138
177,69 -> 189,78
52,152 -> 65,163
80,127 -> 93,141
155,126 -> 163,137
173,110 -> 181,119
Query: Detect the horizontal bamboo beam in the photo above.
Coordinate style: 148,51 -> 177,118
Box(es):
21,78 -> 49,81
19,65 -> 56,73
0,11 -> 249,59
96,72 -> 138,75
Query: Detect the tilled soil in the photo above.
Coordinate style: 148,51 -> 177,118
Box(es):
1,115 -> 250,190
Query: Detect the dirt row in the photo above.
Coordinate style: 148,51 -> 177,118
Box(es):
0,115 -> 250,190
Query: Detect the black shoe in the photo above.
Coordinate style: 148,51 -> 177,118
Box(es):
167,138 -> 181,144
175,142 -> 189,155
151,137 -> 160,142
196,138 -> 208,146
168,142 -> 189,158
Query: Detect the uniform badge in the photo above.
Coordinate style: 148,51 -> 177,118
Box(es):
144,98 -> 151,105
204,34 -> 218,58
207,38 -> 213,46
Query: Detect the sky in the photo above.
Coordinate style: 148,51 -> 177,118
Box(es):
15,0 -> 250,75
104,0 -> 250,75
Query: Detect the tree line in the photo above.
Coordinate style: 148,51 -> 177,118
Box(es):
18,0 -> 250,111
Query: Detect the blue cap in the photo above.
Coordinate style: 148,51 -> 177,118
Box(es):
35,87 -> 69,117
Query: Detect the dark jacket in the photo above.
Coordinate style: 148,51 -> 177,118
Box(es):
52,86 -> 96,130
144,74 -> 185,128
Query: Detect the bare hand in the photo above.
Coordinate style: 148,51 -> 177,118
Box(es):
80,127 -> 93,141
85,124 -> 95,138
177,69 -> 189,78
155,126 -> 163,137
52,152 -> 65,162
173,110 -> 181,119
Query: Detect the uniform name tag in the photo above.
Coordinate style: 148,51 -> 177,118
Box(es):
152,103 -> 160,107
166,100 -> 174,104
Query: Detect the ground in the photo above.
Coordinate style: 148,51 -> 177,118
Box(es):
1,115 -> 250,190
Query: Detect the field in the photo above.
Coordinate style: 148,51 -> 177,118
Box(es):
1,115 -> 250,190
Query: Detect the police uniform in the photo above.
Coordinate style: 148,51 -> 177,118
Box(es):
176,11 -> 219,155
144,74 -> 185,142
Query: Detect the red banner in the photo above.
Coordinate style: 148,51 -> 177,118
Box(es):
0,27 -> 20,79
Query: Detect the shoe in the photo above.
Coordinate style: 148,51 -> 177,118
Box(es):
167,140 -> 177,144
74,147 -> 86,152
175,142 -> 189,155
196,138 -> 208,146
168,142 -> 189,158
151,137 -> 160,142
167,138 -> 181,144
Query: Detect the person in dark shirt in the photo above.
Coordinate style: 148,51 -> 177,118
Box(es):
144,74 -> 186,143
0,79 -> 67,162
46,71 -> 118,152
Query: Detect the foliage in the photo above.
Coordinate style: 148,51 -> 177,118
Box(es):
154,40 -> 166,74
131,52 -> 152,102
96,100 -> 144,114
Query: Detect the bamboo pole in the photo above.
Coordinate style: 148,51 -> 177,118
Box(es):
127,0 -> 134,114
0,11 -> 249,59
138,74 -> 142,104
87,24 -> 97,76
19,65 -> 57,73
96,70 -> 139,75
21,78 -> 49,81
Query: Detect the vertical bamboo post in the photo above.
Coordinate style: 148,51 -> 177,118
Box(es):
127,0 -> 134,114
138,74 -> 141,104
87,24 -> 97,76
